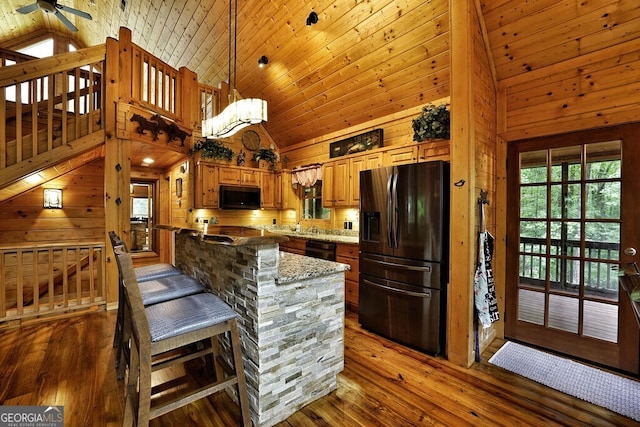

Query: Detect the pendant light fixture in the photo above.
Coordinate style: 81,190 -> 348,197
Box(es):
202,0 -> 267,139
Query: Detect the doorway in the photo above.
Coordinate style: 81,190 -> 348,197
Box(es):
506,124 -> 640,374
130,180 -> 158,253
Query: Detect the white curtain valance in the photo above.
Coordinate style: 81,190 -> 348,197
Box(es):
291,163 -> 322,188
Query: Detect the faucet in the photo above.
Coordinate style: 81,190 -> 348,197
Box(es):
311,226 -> 318,234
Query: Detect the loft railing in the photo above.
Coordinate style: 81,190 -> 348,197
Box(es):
0,47 -> 38,67
0,45 -> 105,172
132,45 -> 181,119
0,242 -> 106,326
519,236 -> 619,295
197,83 -> 222,134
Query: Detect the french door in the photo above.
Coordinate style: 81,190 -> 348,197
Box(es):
506,124 -> 640,374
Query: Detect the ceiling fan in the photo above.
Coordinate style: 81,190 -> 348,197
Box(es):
16,0 -> 92,33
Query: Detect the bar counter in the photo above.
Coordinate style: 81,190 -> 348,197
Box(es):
171,227 -> 348,427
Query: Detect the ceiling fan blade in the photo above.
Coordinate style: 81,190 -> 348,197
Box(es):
16,3 -> 40,14
54,10 -> 78,32
57,5 -> 92,20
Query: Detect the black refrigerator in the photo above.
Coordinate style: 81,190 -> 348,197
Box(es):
359,161 -> 449,355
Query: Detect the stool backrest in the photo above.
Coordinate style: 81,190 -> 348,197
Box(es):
109,231 -> 151,344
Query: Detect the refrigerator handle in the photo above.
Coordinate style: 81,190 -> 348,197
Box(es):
362,277 -> 432,298
392,169 -> 399,248
386,173 -> 394,248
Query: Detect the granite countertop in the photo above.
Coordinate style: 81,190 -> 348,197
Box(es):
267,229 -> 359,245
277,251 -> 350,285
156,224 -> 289,246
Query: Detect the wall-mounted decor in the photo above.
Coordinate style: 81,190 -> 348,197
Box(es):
329,129 -> 383,158
176,178 -> 183,198
129,113 -> 191,146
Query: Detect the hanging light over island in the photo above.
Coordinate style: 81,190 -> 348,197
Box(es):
202,0 -> 267,139
202,95 -> 267,139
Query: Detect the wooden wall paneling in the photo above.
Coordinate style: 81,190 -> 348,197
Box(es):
499,39 -> 640,141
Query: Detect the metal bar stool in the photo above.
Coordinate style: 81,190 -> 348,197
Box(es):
115,240 -> 251,426
109,232 -> 206,379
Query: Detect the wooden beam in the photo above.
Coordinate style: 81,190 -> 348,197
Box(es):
448,0 -> 476,367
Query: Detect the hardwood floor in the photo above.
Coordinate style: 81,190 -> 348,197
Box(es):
0,310 -> 635,426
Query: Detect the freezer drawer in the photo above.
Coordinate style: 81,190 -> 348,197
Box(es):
358,274 -> 445,355
360,253 -> 443,290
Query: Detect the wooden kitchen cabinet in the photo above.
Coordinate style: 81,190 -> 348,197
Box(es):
260,171 -> 276,208
349,152 -> 383,205
417,139 -> 450,163
275,171 -> 297,209
336,243 -> 359,312
280,236 -> 306,255
322,159 -> 349,207
194,163 -> 219,208
382,146 -> 417,166
218,167 -> 260,186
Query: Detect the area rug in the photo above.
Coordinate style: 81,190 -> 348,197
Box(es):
489,341 -> 640,422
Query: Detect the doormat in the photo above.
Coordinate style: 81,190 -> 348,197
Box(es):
489,341 -> 640,422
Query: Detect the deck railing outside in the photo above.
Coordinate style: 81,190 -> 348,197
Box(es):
519,236 -> 619,296
0,242 -> 106,326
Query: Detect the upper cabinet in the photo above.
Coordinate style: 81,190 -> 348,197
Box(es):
194,163 -> 219,208
194,160 -> 298,210
275,171 -> 297,210
349,152 -> 383,205
322,159 -> 349,207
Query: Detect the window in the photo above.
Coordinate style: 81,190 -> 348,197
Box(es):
301,181 -> 330,220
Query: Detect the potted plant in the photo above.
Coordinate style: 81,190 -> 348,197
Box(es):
189,139 -> 235,162
252,147 -> 279,170
411,103 -> 450,142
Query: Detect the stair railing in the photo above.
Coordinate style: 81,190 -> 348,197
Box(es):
0,241 -> 106,326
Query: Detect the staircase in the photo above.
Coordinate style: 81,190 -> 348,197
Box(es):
0,45 -> 106,201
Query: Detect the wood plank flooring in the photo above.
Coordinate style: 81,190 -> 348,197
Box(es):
0,310 -> 635,426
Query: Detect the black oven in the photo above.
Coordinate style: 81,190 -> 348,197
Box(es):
305,240 -> 336,261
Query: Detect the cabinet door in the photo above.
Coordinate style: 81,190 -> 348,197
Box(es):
417,139 -> 450,162
241,169 -> 260,186
196,164 -> 219,208
260,172 -> 275,208
349,153 -> 383,205
332,160 -> 349,205
383,146 -> 417,166
322,162 -> 336,208
275,171 -> 297,209
218,168 -> 241,185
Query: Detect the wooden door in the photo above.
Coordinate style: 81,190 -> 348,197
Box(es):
260,171 -> 275,208
506,124 -> 640,374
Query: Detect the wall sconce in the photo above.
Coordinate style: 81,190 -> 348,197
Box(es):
43,188 -> 63,209
258,55 -> 269,68
306,11 -> 318,26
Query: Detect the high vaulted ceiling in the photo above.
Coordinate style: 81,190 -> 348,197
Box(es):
1,0 -> 637,149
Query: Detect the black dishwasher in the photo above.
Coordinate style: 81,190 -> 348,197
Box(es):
305,240 -> 336,261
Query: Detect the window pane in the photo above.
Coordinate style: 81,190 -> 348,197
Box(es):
551,145 -> 581,182
520,185 -> 547,218
548,294 -> 578,333
584,260 -> 619,299
520,150 -> 547,184
550,184 -> 581,219
583,300 -> 618,342
585,181 -> 620,219
549,256 -> 580,295
585,141 -> 621,180
518,289 -> 545,324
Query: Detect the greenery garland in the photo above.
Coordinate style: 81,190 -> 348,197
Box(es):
412,104 -> 450,141
189,139 -> 235,161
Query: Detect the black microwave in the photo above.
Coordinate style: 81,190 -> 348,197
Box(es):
219,185 -> 261,209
